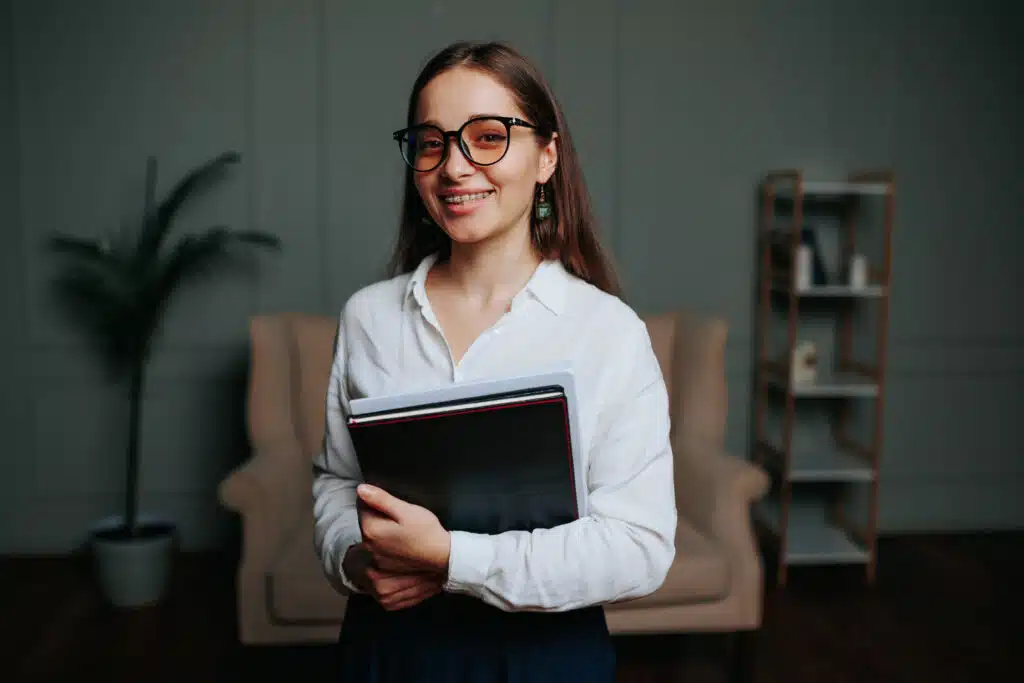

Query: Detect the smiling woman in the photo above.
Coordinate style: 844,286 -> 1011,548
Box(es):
312,41 -> 678,683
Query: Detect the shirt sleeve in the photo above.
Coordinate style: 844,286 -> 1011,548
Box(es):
442,316 -> 678,611
312,312 -> 366,595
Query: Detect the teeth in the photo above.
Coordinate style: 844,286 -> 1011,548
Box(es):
443,191 -> 492,204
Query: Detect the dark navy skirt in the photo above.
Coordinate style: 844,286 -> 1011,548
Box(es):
336,591 -> 616,683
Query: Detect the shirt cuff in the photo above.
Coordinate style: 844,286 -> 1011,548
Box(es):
334,531 -> 366,594
444,530 -> 496,595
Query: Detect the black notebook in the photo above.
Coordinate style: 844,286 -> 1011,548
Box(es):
347,370 -> 583,535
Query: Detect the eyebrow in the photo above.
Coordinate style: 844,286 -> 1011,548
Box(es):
417,113 -> 508,128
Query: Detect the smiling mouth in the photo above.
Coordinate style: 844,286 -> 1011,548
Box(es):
441,190 -> 494,205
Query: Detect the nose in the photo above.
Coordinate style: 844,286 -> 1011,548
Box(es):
440,136 -> 475,179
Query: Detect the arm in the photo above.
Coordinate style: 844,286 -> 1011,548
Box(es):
219,436 -> 310,570
673,434 -> 769,563
442,318 -> 678,612
311,315 -> 366,595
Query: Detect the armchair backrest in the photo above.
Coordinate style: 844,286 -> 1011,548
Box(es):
641,310 -> 728,450
286,314 -> 338,459
245,313 -> 335,459
246,315 -> 299,452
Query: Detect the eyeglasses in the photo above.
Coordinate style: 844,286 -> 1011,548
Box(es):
392,115 -> 539,172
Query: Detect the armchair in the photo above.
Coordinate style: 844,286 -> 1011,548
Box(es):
219,309 -> 769,675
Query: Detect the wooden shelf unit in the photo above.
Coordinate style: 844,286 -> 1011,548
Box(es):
752,169 -> 895,587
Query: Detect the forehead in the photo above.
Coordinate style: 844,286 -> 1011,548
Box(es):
415,66 -> 525,127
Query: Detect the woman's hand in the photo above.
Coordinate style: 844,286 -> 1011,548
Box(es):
343,542 -> 443,610
366,566 -> 444,611
356,484 -> 452,577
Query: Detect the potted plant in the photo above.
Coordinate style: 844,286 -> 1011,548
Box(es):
46,151 -> 280,608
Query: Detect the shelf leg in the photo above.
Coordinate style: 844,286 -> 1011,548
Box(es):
775,178 -> 803,589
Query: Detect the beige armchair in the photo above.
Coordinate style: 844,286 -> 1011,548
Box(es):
219,309 -> 769,676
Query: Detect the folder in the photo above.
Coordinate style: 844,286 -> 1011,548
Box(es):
346,367 -> 584,535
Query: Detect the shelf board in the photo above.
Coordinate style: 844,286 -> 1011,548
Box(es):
773,180 -> 890,199
756,496 -> 870,565
765,370 -> 878,398
758,439 -> 875,482
771,283 -> 887,298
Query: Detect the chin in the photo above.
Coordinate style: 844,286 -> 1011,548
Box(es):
438,216 -> 502,245
444,230 -> 499,247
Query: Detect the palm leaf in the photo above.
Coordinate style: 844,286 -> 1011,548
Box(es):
132,227 -> 280,353
136,151 -> 241,262
49,234 -> 122,268
51,265 -> 136,372
227,230 -> 282,249
158,226 -> 280,292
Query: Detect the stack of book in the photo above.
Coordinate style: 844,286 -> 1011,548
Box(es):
347,367 -> 585,534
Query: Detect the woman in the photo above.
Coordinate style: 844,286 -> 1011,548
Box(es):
312,40 -> 677,682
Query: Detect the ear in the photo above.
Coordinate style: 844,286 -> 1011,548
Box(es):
536,132 -> 558,184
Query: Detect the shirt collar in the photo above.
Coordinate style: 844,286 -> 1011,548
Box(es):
523,258 -> 569,315
404,252 -> 438,309
404,252 -> 569,315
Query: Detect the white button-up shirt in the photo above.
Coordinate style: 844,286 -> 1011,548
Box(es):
312,253 -> 677,613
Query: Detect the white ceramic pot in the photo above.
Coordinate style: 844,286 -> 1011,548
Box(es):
90,514 -> 177,609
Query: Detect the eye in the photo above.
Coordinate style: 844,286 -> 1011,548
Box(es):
463,119 -> 509,148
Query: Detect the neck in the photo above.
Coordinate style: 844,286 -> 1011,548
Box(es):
442,224 -> 542,309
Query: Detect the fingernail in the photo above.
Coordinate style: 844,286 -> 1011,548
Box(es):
358,484 -> 375,496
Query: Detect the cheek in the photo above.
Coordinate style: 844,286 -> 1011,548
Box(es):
490,155 -> 538,204
413,175 -> 436,205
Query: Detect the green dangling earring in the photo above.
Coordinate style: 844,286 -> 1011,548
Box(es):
535,184 -> 552,220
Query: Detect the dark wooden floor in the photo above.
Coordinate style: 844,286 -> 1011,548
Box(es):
3,532 -> 1021,682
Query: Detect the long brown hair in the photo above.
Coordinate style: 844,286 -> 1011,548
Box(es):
387,41 -> 620,297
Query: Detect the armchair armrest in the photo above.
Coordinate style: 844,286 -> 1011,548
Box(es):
672,434 -> 770,561
218,436 -> 311,569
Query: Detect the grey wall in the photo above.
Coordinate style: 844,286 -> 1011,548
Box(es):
1,0 -> 1020,553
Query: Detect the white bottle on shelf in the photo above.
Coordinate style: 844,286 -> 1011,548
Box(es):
795,244 -> 812,291
849,254 -> 867,289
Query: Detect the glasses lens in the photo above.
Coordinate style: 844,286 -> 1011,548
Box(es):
400,125 -> 444,171
461,118 -> 509,166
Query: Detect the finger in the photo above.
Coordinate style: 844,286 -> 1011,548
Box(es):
380,580 -> 442,611
368,569 -> 430,597
359,510 -> 395,545
359,506 -> 389,530
369,552 -> 415,574
357,484 -> 409,520
392,582 -> 442,611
